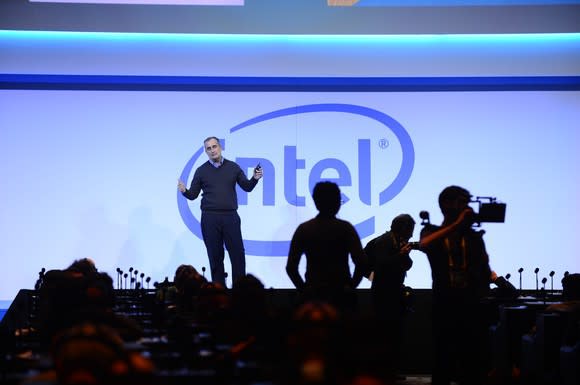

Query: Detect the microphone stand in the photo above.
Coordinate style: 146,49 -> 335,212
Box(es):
541,277 -> 547,303
116,268 -> 122,290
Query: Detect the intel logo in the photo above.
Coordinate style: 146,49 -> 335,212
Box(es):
178,103 -> 415,256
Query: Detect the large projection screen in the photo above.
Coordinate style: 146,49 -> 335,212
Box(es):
1,88 -> 579,299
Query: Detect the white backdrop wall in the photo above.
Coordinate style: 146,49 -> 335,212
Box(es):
1,78 -> 579,299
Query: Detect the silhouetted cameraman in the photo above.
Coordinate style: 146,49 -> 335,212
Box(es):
420,185 -> 492,385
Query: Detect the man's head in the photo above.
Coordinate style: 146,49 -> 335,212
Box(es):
312,181 -> 341,217
390,214 -> 415,241
438,185 -> 471,221
562,273 -> 580,301
204,136 -> 222,163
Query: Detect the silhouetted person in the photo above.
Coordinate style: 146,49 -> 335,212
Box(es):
227,273 -> 284,373
67,257 -> 98,277
172,263 -> 208,313
178,136 -> 263,287
285,300 -> 342,385
546,273 -> 580,346
420,185 -> 491,385
286,181 -> 367,314
230,274 -> 269,340
364,213 -> 415,381
195,281 -> 232,326
37,261 -> 141,349
49,323 -> 155,385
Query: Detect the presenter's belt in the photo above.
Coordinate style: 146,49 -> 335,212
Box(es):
202,209 -> 237,215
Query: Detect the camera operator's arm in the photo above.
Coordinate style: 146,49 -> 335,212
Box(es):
419,208 -> 474,249
399,243 -> 413,271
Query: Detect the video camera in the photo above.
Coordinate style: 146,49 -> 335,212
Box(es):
418,196 -> 506,227
470,196 -> 506,224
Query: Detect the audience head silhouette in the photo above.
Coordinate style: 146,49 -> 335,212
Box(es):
67,257 -> 97,277
51,322 -> 154,385
562,273 -> 580,301
232,273 -> 266,311
174,264 -> 207,296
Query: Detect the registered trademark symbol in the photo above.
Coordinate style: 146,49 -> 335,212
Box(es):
378,138 -> 389,149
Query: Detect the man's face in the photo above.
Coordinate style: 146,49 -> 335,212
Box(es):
400,224 -> 415,242
204,138 -> 222,162
442,195 -> 470,220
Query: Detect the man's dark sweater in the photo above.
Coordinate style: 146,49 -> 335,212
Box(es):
182,159 -> 258,212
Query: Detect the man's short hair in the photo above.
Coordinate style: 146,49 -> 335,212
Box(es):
312,181 -> 341,216
203,136 -> 221,146
438,185 -> 471,209
391,214 -> 415,234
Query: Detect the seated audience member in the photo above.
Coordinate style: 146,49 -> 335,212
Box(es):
36,260 -> 141,348
546,273 -> 580,346
50,322 -> 155,385
66,257 -> 98,277
195,281 -> 231,324
550,273 -> 580,311
224,274 -> 281,375
172,264 -> 208,313
285,300 -> 343,385
230,274 -> 268,339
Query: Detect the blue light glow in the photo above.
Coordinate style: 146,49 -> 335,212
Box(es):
2,30 -> 580,44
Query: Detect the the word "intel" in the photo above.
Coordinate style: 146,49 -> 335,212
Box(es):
236,139 -> 374,207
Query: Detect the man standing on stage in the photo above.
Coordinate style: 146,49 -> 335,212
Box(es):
178,136 -> 263,287
286,181 -> 367,311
